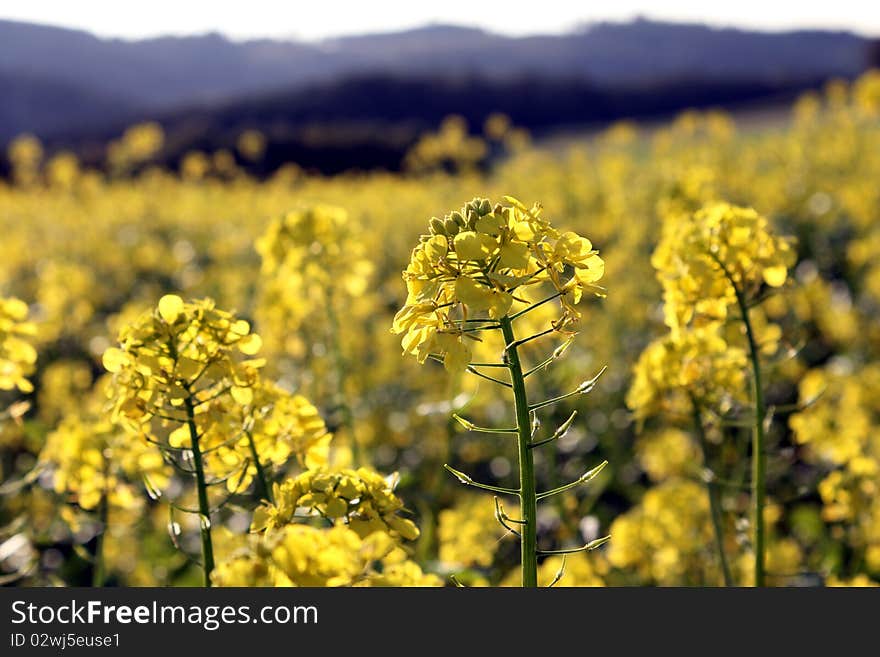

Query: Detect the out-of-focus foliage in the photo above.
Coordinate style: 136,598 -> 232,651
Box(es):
212,524 -> 440,587
0,297 -> 37,393
1,71 -> 880,587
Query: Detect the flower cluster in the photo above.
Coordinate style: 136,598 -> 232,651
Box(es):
212,525 -> 440,587
36,375 -> 173,589
200,380 -> 332,492
6,134 -> 43,186
404,115 -> 488,174
608,479 -> 715,585
214,464 -> 432,587
627,325 -> 747,421
437,493 -> 503,569
251,467 -> 419,540
652,202 -> 795,333
790,367 -> 877,466
40,415 -> 121,511
392,196 -> 604,371
853,69 -> 880,116
790,365 -> 880,572
632,202 -> 796,587
103,295 -> 263,427
0,297 -> 37,393
106,122 -> 164,173
102,294 -> 268,506
255,205 -> 373,340
634,428 -> 701,483
39,413 -> 166,512
37,360 -> 93,425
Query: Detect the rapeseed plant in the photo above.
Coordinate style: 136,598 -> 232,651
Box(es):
393,196 -> 609,586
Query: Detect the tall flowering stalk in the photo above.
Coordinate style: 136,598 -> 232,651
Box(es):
651,202 -> 795,586
392,196 -> 609,587
255,206 -> 374,465
102,295 -> 264,586
627,325 -> 747,585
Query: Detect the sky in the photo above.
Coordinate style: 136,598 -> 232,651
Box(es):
2,0 -> 879,40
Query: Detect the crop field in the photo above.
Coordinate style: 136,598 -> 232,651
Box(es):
1,72 -> 879,588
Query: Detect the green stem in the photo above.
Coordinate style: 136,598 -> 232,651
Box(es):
734,286 -> 766,587
500,316 -> 538,587
245,430 -> 273,504
691,398 -> 734,587
184,395 -> 214,587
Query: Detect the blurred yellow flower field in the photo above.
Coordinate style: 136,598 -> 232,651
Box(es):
2,71 -> 880,587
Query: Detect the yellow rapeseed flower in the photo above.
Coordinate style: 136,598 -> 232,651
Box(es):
392,196 -> 604,371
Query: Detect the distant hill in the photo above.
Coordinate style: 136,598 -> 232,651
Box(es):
0,69 -> 136,141
0,17 -> 873,143
325,21 -> 868,84
47,73 -> 827,175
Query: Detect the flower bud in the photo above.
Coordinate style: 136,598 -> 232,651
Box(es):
443,217 -> 460,235
466,209 -> 479,229
429,217 -> 447,235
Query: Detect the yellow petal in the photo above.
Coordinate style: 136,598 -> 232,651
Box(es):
251,506 -> 271,532
158,294 -> 184,323
168,425 -> 191,448
488,291 -> 513,319
474,213 -> 505,235
231,386 -> 254,405
453,231 -> 484,260
424,235 -> 449,262
454,277 -> 492,311
387,516 -> 420,541
511,220 -> 534,242
102,347 -> 127,373
237,333 -> 263,355
498,241 -> 530,269
575,254 -> 605,284
4,298 -> 29,320
231,319 -> 250,335
442,339 -> 471,373
762,265 -> 787,287
453,231 -> 496,260
305,434 -> 333,470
